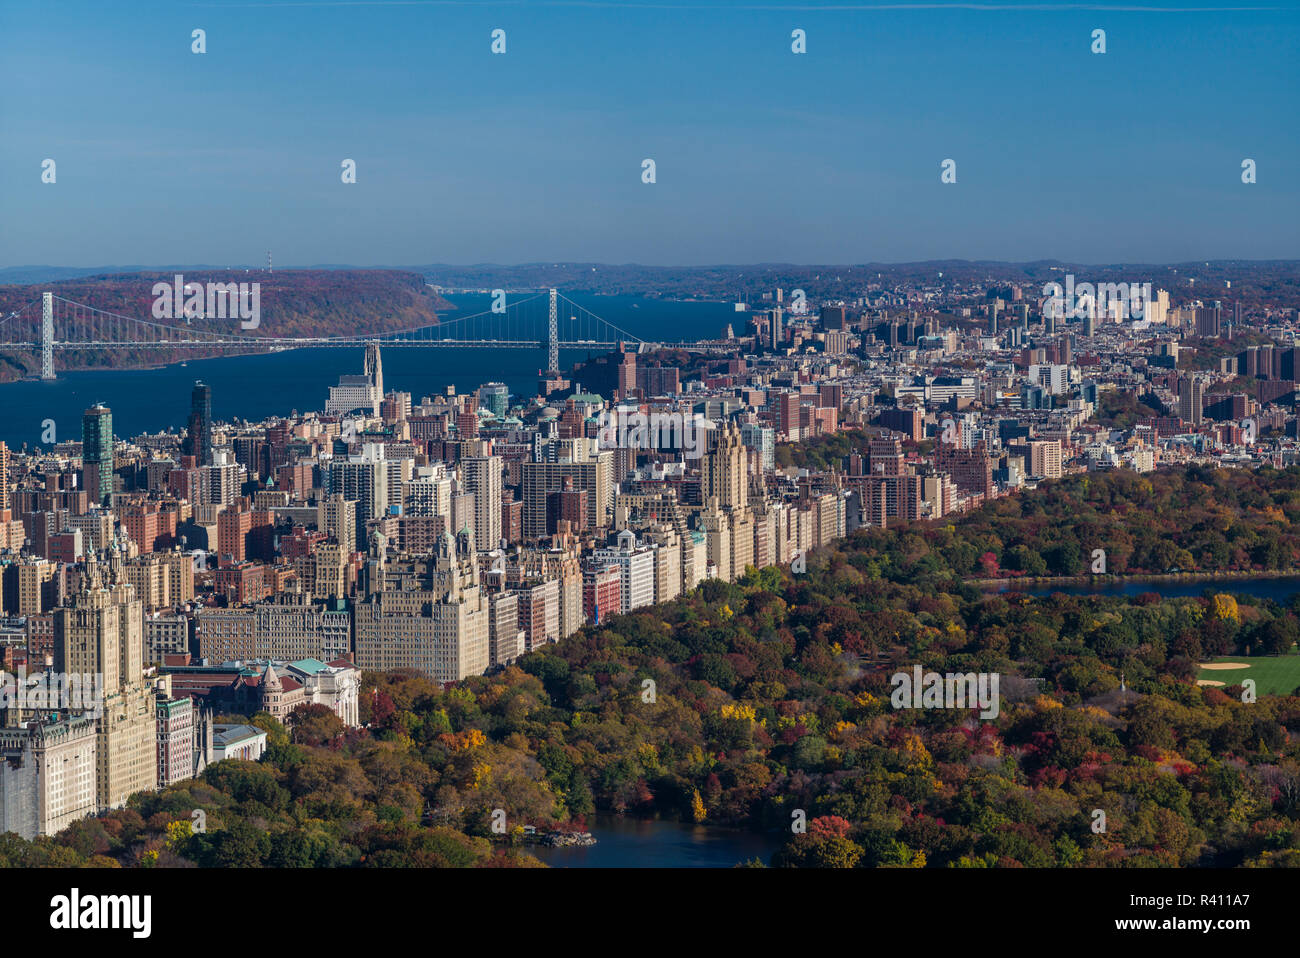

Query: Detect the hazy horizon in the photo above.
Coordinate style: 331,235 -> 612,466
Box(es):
6,256 -> 1300,275
3,0 -> 1297,265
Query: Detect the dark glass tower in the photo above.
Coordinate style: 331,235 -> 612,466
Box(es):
82,404 -> 113,505
185,381 -> 213,466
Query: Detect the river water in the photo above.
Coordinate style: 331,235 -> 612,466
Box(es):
0,294 -> 740,449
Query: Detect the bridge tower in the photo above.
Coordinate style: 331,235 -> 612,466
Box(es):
547,288 -> 559,373
41,291 -> 54,380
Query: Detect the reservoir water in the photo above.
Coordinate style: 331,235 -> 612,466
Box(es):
526,814 -> 785,868
999,576 -> 1300,604
0,295 -> 740,449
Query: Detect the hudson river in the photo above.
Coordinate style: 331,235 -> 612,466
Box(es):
0,295 -> 739,448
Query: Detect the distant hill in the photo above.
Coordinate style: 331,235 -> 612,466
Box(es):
412,260 -> 1300,305
0,270 -> 451,382
8,260 -> 1299,307
0,265 -> 274,285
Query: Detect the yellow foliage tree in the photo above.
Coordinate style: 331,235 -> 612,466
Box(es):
720,703 -> 757,722
691,788 -> 707,823
165,819 -> 192,849
1211,594 -> 1240,624
901,733 -> 933,770
637,742 -> 661,772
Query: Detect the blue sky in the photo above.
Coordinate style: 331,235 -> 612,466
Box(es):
1,0 -> 1296,266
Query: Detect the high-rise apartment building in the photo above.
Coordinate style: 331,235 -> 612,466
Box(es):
1179,375 -> 1206,425
317,494 -> 358,554
740,423 -> 775,472
1013,439 -> 1063,480
156,692 -> 195,787
54,551 -> 158,810
478,382 -> 509,418
82,405 -> 114,506
777,392 -> 801,437
17,559 -> 58,616
592,530 -> 656,614
617,349 -> 638,400
820,305 -> 847,331
486,591 -> 525,667
522,453 -> 612,539
0,443 -> 22,551
325,444 -> 389,546
403,463 -> 452,520
701,422 -> 747,510
546,475 -> 588,535
1195,305 -> 1222,339
0,440 -> 8,516
0,714 -> 98,840
582,563 -> 621,625
185,381 -> 213,466
461,455 -> 503,553
514,577 -> 561,651
935,439 -> 995,501
354,534 -> 490,681
253,591 -> 352,661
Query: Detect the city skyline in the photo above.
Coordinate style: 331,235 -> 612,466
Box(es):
3,261 -> 1300,889
6,0 -> 1300,906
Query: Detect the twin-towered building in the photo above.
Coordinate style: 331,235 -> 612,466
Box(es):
0,547 -> 157,838
354,529 -> 490,681
0,544 -> 363,840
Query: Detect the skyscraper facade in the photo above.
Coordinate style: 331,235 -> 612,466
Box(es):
185,381 -> 213,466
702,422 -> 747,510
54,550 -> 158,810
478,382 -> 509,418
461,454 -> 503,553
354,533 -> 490,680
1178,375 -> 1206,425
82,405 -> 114,506
1195,305 -> 1222,339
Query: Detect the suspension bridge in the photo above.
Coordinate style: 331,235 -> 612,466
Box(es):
0,288 -> 721,380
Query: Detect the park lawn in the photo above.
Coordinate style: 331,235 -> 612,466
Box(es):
1197,654 -> 1300,696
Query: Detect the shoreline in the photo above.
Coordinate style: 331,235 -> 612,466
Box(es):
972,569 -> 1300,591
519,811 -> 788,864
2,347 -> 297,383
